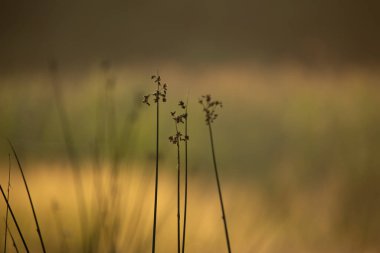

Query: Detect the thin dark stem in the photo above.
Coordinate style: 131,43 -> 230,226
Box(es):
6,226 -> 19,253
208,124 -> 232,253
7,141 -> 47,253
0,186 -> 29,253
151,95 -> 159,253
176,124 -> 181,253
3,154 -> 11,253
181,106 -> 188,253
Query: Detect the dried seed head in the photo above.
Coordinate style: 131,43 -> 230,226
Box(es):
169,100 -> 189,144
178,100 -> 186,109
143,74 -> 168,106
199,94 -> 222,125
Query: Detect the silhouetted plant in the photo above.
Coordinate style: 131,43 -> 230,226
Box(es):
143,74 -> 167,253
169,102 -> 188,253
180,99 -> 189,253
199,95 -> 232,253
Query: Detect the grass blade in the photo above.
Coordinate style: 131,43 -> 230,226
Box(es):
3,154 -> 11,253
7,140 -> 47,253
0,185 -> 29,253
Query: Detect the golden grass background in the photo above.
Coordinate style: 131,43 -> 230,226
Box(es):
0,63 -> 380,252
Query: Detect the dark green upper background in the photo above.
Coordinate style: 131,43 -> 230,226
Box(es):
1,0 -> 379,73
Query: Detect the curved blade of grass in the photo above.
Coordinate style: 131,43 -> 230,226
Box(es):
3,154 -> 11,253
7,140 -> 47,253
0,185 -> 29,253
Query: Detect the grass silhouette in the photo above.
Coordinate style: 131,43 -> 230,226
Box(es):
199,95 -> 232,253
143,74 -> 168,253
169,101 -> 188,253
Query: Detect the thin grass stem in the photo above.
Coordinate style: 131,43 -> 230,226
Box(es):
208,124 -> 232,253
176,123 -> 181,253
143,74 -> 167,253
151,96 -> 159,253
181,102 -> 188,253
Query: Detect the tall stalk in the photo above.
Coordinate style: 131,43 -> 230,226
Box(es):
152,98 -> 159,253
176,125 -> 181,253
181,100 -> 189,253
208,124 -> 232,253
199,95 -> 232,253
143,75 -> 167,253
169,101 -> 188,253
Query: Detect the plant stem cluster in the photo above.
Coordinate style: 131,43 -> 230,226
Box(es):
143,75 -> 232,253
169,100 -> 189,253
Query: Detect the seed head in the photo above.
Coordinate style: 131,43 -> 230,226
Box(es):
199,94 -> 223,125
169,100 -> 189,144
143,74 -> 168,106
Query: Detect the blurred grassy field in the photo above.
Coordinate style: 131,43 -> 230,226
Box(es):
0,63 -> 380,252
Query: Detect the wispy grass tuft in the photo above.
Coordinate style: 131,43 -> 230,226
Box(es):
199,94 -> 232,253
49,60 -> 88,252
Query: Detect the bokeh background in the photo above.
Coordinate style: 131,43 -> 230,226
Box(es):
1,0 -> 380,252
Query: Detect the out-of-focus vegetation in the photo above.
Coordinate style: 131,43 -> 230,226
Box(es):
0,63 -> 380,252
